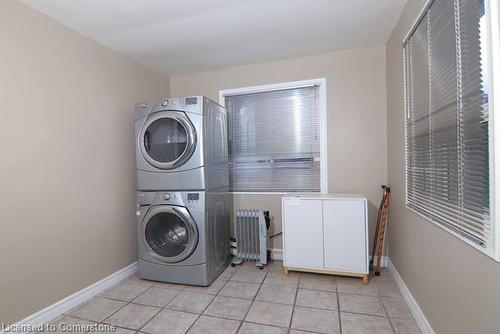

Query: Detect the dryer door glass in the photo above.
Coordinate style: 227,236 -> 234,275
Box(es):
144,117 -> 188,163
144,211 -> 197,262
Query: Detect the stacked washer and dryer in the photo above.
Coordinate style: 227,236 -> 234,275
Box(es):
134,96 -> 231,286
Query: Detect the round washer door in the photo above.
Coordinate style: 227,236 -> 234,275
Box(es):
142,206 -> 199,263
140,111 -> 197,170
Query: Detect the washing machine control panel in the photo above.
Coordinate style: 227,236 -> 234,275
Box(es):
158,192 -> 178,202
136,191 -> 203,208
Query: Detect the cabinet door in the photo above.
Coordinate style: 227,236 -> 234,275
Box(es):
323,200 -> 367,273
283,199 -> 323,268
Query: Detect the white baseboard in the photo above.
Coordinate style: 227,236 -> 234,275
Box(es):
387,259 -> 435,334
3,262 -> 137,333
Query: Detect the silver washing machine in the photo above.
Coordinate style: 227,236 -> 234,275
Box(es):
137,190 -> 230,286
135,96 -> 228,191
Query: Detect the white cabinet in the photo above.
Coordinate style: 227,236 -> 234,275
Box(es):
282,194 -> 368,283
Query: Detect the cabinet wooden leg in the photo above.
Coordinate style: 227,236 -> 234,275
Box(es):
284,267 -> 289,276
362,274 -> 369,284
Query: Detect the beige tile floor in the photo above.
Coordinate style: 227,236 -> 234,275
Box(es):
42,261 -> 421,334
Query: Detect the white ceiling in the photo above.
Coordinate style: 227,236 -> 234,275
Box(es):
21,0 -> 407,76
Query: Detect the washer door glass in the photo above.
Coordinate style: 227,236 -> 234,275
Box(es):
145,117 -> 187,162
144,209 -> 197,262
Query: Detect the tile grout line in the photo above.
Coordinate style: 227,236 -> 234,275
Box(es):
102,282 -> 161,333
53,262 -> 415,334
241,320 -> 290,332
48,264 -> 248,333
66,301 -> 401,332
166,264 -> 242,333
135,286 -> 186,333
199,266 -> 256,333
58,280 -> 158,333
135,306 -> 162,334
337,283 -> 343,334
89,278 -> 156,325
379,294 -> 397,334
287,273 -> 301,331
117,277 -> 205,332
141,277 -> 229,333
181,294 -> 219,333
338,310 -> 398,319
238,265 -> 268,332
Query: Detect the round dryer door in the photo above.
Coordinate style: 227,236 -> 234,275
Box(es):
140,111 -> 197,169
142,206 -> 199,263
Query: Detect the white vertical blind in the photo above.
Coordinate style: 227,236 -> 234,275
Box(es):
404,0 -> 490,246
225,86 -> 321,192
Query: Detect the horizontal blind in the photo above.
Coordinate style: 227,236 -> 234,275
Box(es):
225,86 -> 320,192
404,0 -> 490,246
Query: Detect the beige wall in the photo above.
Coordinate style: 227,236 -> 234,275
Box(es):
386,1 -> 500,333
170,47 -> 388,250
0,0 -> 169,323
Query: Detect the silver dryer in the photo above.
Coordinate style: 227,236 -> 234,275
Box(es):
135,96 -> 228,191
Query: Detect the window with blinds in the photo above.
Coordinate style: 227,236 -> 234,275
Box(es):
224,86 -> 321,192
404,0 -> 491,247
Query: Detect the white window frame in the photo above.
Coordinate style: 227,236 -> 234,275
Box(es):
219,78 -> 328,195
402,0 -> 500,262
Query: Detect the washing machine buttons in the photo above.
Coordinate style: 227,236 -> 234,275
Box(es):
163,193 -> 171,201
161,98 -> 169,107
